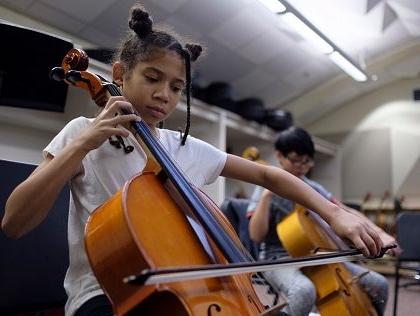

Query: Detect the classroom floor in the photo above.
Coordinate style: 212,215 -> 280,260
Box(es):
306,274 -> 419,316
385,275 -> 420,316
10,275 -> 420,316
307,274 -> 420,316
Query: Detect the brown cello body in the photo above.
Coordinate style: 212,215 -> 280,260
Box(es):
277,205 -> 378,316
85,171 -> 265,316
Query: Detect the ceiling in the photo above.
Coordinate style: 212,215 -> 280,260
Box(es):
1,0 -> 420,125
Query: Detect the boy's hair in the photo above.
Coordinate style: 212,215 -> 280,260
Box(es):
274,127 -> 315,158
114,3 -> 203,145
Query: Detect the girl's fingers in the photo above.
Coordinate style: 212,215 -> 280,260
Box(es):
370,227 -> 383,255
359,231 -> 379,257
108,99 -> 134,114
107,127 -> 130,138
82,112 -> 139,151
102,99 -> 134,119
359,224 -> 384,257
363,222 -> 383,254
102,114 -> 140,127
345,222 -> 382,257
351,236 -> 369,257
103,96 -> 126,109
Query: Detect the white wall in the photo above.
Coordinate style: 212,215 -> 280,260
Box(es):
310,149 -> 343,199
0,5 -> 92,47
0,87 -> 97,162
307,78 -> 420,206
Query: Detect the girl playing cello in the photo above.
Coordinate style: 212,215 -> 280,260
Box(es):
2,3 -> 384,316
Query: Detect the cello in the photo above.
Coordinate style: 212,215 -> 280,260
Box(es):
50,48 -> 276,316
277,205 -> 379,316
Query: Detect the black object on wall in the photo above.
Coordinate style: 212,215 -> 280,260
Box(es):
85,48 -> 115,65
0,160 -> 70,315
414,89 -> 420,101
236,98 -> 266,123
203,82 -> 238,112
263,109 -> 294,131
0,22 -> 73,112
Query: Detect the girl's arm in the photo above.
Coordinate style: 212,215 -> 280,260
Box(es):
2,144 -> 88,238
1,97 -> 138,238
221,154 -> 383,257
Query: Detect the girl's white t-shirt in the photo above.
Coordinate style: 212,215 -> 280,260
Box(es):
44,116 -> 227,316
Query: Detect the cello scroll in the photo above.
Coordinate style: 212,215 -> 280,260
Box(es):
50,48 -> 110,107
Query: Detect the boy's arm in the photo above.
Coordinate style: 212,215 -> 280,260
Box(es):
248,189 -> 273,242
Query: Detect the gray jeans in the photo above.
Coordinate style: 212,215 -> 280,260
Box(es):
264,262 -> 388,316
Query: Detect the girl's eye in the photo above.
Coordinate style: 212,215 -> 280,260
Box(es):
145,76 -> 158,82
171,86 -> 183,93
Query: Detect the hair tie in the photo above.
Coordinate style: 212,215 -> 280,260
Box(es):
129,6 -> 153,38
185,44 -> 202,62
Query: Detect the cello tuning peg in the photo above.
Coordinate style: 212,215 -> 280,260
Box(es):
65,70 -> 83,85
116,135 -> 134,154
109,137 -> 121,148
109,135 -> 134,154
49,67 -> 66,82
123,145 -> 134,154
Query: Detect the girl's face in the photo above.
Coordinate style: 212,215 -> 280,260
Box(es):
113,50 -> 186,127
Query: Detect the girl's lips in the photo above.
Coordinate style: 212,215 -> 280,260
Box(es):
146,106 -> 166,118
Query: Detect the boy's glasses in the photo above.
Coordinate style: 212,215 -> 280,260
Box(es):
286,155 -> 314,167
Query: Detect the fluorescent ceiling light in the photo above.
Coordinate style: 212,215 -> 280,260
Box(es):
258,0 -> 286,13
328,51 -> 368,82
262,0 -> 371,82
282,12 -> 333,54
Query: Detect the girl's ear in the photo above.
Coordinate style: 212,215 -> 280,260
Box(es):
112,62 -> 124,86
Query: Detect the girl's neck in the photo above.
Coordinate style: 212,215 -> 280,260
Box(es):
148,124 -> 160,138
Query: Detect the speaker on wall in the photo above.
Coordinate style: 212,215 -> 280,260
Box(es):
0,22 -> 73,112
85,48 -> 115,64
414,89 -> 420,101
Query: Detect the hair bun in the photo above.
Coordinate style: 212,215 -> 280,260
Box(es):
128,5 -> 153,38
185,44 -> 202,62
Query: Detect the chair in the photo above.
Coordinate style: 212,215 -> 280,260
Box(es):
392,211 -> 420,316
0,160 -> 69,315
220,198 -> 259,259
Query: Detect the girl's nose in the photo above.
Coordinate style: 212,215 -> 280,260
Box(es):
153,84 -> 170,103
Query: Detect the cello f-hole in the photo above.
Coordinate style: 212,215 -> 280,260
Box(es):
207,303 -> 222,315
335,267 -> 351,296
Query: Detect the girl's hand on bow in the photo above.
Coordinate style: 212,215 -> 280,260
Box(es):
377,229 -> 402,257
328,207 -> 384,257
